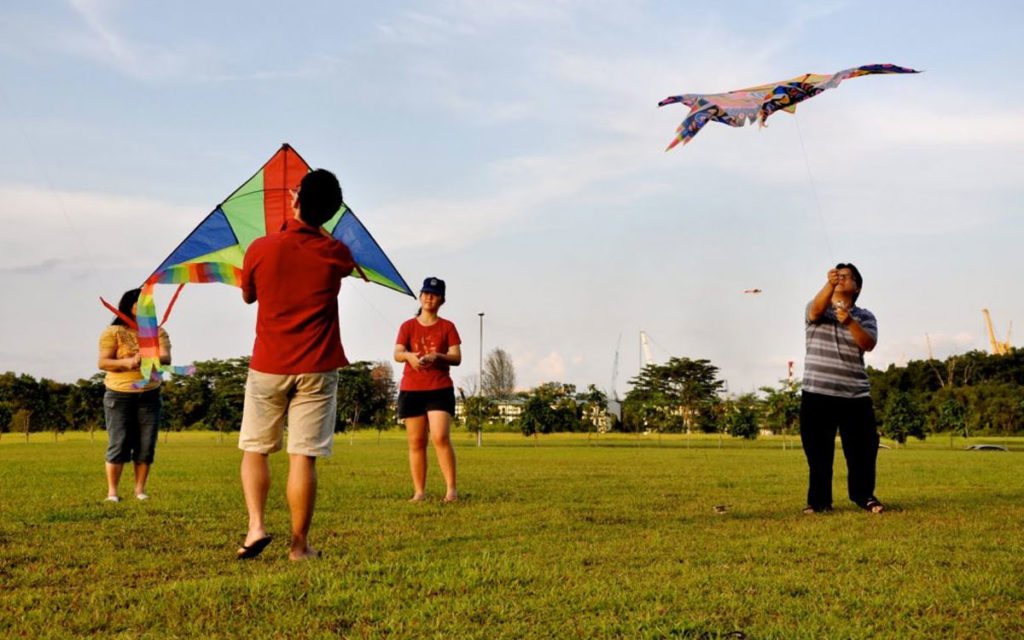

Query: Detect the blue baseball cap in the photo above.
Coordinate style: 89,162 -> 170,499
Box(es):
421,277 -> 446,297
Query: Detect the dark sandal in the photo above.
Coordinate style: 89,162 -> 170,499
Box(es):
802,505 -> 832,515
237,535 -> 273,559
862,498 -> 885,514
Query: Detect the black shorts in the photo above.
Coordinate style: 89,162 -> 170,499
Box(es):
397,388 -> 456,418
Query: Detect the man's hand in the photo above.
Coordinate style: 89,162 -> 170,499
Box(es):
827,268 -> 839,288
833,299 -> 852,326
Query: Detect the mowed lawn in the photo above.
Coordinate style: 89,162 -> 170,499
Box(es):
1,431 -> 1022,639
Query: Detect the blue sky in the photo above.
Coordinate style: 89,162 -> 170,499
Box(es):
1,0 -> 1022,397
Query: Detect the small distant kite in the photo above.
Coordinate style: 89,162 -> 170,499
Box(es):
743,289 -> 762,294
657,63 -> 920,150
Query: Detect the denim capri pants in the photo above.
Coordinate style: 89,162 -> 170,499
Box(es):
104,388 -> 162,464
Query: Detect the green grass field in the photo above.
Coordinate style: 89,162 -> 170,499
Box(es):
1,431 -> 1022,639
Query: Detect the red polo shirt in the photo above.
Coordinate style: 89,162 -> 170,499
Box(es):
241,218 -> 355,374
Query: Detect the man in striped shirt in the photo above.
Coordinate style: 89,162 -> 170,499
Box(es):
801,263 -> 885,514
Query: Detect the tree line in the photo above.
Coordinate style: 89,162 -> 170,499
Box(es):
3,348 -> 1023,440
0,358 -> 397,438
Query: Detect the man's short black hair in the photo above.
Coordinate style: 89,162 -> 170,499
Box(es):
298,169 -> 343,227
835,263 -> 863,302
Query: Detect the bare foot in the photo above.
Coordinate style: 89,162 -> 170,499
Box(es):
408,493 -> 427,502
289,545 -> 321,561
443,491 -> 458,503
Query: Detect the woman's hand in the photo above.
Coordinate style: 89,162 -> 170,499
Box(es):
406,352 -> 423,370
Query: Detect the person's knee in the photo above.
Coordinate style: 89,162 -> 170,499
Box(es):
408,436 -> 428,451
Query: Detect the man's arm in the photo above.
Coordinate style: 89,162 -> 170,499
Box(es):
807,269 -> 838,323
833,306 -> 877,352
240,243 -> 257,304
846,319 -> 877,352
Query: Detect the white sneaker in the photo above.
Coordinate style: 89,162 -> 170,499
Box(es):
135,493 -> 150,501
105,495 -> 120,503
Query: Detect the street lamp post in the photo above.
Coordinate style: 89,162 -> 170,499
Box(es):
477,312 -> 484,447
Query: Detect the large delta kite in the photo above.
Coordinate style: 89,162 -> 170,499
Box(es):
657,63 -> 920,150
111,143 -> 413,386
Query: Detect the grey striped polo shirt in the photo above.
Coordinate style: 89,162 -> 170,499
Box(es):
802,302 -> 877,398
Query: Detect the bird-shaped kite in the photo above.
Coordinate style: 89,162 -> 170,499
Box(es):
658,63 -> 920,150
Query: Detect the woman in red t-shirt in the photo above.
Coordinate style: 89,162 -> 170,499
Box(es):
394,277 -> 462,502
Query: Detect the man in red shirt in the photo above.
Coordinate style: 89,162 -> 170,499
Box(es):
236,169 -> 355,561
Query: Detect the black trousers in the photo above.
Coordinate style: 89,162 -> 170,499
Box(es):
800,391 -> 878,509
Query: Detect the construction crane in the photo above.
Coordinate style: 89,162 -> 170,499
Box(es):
606,334 -> 622,422
639,331 -> 654,367
982,308 -> 1013,355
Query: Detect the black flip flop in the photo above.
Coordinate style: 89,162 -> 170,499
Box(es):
237,536 -> 273,559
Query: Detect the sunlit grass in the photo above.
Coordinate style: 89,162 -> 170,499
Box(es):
1,431 -> 1021,638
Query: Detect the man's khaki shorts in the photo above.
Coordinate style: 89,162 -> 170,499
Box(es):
238,369 -> 338,457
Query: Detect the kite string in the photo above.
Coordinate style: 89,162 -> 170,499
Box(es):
345,279 -> 397,327
792,114 -> 835,261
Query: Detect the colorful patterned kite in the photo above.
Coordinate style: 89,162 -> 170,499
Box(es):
122,143 -> 413,385
658,64 -> 920,150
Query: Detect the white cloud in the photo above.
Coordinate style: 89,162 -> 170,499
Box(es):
534,351 -> 567,380
0,183 -> 199,273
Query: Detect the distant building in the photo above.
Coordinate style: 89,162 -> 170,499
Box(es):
454,395 -> 524,424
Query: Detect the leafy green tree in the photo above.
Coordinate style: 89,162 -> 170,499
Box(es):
578,384 -> 608,434
64,376 -> 105,437
759,380 -> 801,435
725,393 -> 760,440
197,357 -> 249,435
0,402 -> 11,439
624,357 -> 725,433
518,382 -> 580,437
336,361 -> 395,432
881,391 -> 926,445
694,400 -> 722,434
162,372 -> 210,430
936,393 -> 967,438
458,389 -> 497,440
336,363 -> 375,430
368,362 -> 398,436
519,393 -> 554,438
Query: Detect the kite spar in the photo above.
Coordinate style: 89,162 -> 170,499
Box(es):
121,143 -> 413,385
657,63 -> 920,150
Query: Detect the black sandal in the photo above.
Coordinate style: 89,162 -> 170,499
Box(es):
802,505 -> 832,515
862,498 -> 885,514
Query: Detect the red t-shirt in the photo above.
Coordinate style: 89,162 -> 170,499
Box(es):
241,218 -> 355,374
396,317 -> 462,391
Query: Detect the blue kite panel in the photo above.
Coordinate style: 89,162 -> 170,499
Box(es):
331,211 -> 409,293
152,207 -> 238,275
